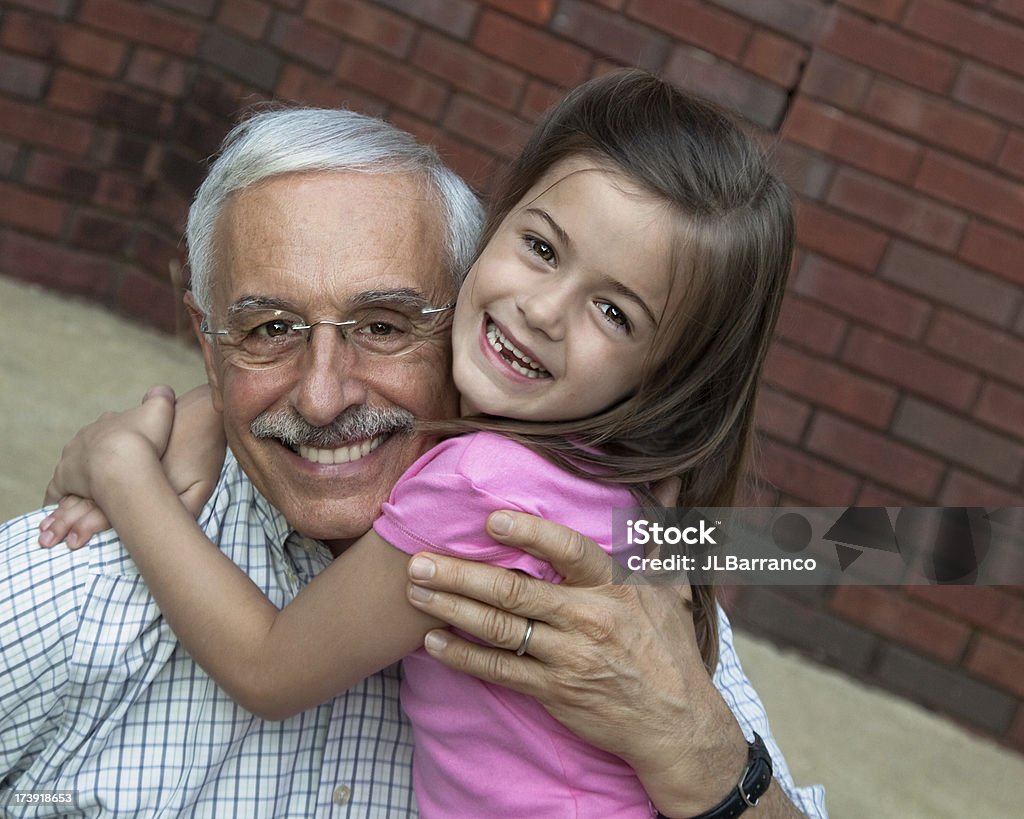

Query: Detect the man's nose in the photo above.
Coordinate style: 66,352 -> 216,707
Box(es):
290,326 -> 369,428
516,283 -> 568,341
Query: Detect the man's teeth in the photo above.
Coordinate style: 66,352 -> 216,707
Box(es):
486,321 -> 550,379
297,435 -> 384,464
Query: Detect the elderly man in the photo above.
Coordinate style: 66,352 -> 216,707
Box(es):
2,108 -> 825,818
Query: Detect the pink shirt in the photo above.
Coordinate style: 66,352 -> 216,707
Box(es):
374,432 -> 654,818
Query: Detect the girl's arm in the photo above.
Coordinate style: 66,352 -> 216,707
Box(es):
39,385 -> 225,549
49,396 -> 440,720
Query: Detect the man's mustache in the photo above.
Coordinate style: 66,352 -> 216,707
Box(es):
250,405 -> 416,448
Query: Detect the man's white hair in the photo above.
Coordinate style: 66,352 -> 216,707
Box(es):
186,107 -> 484,312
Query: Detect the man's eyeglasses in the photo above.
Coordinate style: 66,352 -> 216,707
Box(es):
201,302 -> 454,370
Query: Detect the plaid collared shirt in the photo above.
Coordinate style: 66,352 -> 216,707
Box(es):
0,452 -> 414,818
0,453 -> 825,818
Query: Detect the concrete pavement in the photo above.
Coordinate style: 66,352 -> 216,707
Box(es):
2,273 -> 1022,818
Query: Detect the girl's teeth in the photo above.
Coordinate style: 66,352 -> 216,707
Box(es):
487,321 -> 550,377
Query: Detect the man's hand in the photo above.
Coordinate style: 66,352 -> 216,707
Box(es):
405,509 -> 758,816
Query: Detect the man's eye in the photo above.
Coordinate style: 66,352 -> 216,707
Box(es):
361,322 -> 398,337
255,319 -> 294,338
526,236 -> 555,263
597,302 -> 630,330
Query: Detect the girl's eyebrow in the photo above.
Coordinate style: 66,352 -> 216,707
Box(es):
524,207 -> 571,249
603,277 -> 658,329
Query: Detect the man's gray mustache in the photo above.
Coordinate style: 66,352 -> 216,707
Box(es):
250,405 -> 416,449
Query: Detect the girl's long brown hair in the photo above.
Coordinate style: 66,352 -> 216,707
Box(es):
433,69 -> 794,672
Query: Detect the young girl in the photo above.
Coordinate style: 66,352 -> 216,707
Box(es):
42,70 -> 793,817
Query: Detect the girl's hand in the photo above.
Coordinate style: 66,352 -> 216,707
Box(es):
39,385 -> 179,549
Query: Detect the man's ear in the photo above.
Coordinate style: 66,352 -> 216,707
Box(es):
184,290 -> 224,412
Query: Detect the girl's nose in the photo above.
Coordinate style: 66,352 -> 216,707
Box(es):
516,284 -> 567,341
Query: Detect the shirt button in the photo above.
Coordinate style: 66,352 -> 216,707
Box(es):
332,784 -> 351,805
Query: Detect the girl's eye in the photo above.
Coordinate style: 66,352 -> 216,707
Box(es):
525,236 -> 556,264
597,301 -> 631,331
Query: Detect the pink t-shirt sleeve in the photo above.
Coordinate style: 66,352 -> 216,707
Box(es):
374,434 -> 572,583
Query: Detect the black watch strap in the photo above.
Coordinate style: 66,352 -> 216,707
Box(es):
657,732 -> 773,819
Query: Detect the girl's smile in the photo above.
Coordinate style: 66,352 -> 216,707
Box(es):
453,156 -> 679,421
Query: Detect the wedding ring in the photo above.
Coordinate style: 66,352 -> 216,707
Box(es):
514,618 -> 535,656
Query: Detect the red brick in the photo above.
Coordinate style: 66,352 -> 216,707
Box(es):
806,412 -> 945,497
754,385 -> 811,443
959,220 -> 1024,288
832,586 -> 970,664
927,311 -> 1024,389
519,79 -> 562,122
126,48 -> 189,97
269,13 -> 341,72
855,483 -> 918,506
908,586 -> 1024,645
24,152 -> 98,197
79,0 -> 202,56
305,0 -> 415,58
551,0 -> 671,70
894,397 -> 1024,484
794,254 -> 932,340
0,10 -> 56,58
474,10 -> 590,87
115,268 -> 180,334
774,293 -> 848,356
48,69 -> 175,135
431,131 -> 502,195
953,61 -> 1024,129
879,241 -> 1020,328
842,327 -> 980,411
477,0 -> 555,24
216,0 -> 273,40
0,140 -> 18,176
413,31 -> 525,111
95,171 -> 144,214
274,64 -> 383,115
905,0 -> 1024,80
0,180 -> 66,236
763,343 -> 898,428
783,97 -> 920,183
69,210 -> 131,254
941,470 -> 1024,506
0,52 -> 50,99
0,97 -> 93,155
773,141 -> 834,200
374,0 -> 477,40
629,0 -> 749,61
993,0 -> 1024,24
800,49 -> 873,110
7,0 -> 72,13
916,149 -> 1024,233
795,199 -> 888,271
827,167 -> 965,252
997,130 -> 1024,181
757,438 -> 860,504
0,230 -> 114,300
742,30 -> 807,88
839,0 -> 908,21
976,381 -> 1024,441
820,7 -> 958,94
664,47 -> 790,130
968,635 -> 1024,698
442,94 -> 533,160
864,78 -> 1004,163
711,0 -> 825,43
58,25 -> 128,76
336,46 -> 448,120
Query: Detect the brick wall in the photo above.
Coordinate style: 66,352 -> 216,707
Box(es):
1,0 -> 1022,751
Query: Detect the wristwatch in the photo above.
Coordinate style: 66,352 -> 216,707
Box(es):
657,732 -> 773,819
